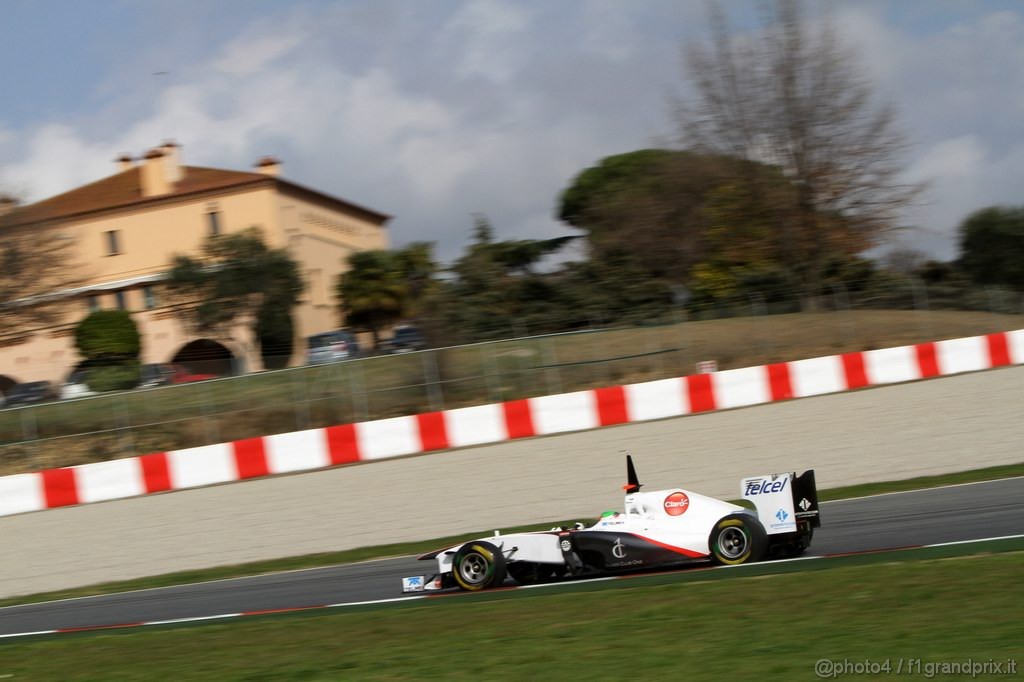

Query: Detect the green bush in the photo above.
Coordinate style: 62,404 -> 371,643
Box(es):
75,310 -> 141,359
87,362 -> 141,392
74,310 -> 142,392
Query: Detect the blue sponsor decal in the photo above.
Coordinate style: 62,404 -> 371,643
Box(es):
745,479 -> 788,496
406,576 -> 422,587
775,509 -> 789,522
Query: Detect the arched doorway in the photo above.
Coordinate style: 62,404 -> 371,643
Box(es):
170,339 -> 238,377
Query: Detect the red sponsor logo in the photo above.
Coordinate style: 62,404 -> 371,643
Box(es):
663,492 -> 690,516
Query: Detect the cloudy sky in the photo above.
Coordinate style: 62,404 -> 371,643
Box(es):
1,0 -> 1022,262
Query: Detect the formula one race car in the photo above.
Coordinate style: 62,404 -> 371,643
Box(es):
402,456 -> 820,592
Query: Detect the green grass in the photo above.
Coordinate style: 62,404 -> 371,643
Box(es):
2,462 -> 1020,610
1,549 -> 1020,680
3,308 -> 1021,474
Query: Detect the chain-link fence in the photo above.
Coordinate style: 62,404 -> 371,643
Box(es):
1,279 -> 1022,475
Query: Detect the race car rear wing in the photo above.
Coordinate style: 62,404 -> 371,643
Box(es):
741,470 -> 820,535
791,470 -> 821,527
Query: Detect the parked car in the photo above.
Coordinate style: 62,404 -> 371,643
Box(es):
5,381 -> 57,407
168,364 -> 219,384
59,370 -> 96,400
138,363 -> 176,388
381,325 -> 426,354
306,330 -> 361,365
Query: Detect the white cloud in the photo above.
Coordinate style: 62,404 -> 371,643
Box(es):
908,136 -> 986,183
2,1 -> 1023,267
0,3 -> 657,263
440,0 -> 533,81
833,6 -> 1024,258
213,30 -> 305,77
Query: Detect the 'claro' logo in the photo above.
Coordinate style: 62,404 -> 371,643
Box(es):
663,492 -> 690,516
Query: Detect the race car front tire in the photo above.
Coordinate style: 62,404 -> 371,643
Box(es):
709,514 -> 767,565
452,541 -> 507,591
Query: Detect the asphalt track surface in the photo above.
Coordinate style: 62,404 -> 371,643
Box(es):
1,477 -> 1021,637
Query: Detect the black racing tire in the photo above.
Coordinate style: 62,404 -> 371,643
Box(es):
452,541 -> 507,591
709,514 -> 767,565
507,562 -> 557,585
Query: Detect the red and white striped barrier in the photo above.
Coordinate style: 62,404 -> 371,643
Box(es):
1,329 -> 1021,517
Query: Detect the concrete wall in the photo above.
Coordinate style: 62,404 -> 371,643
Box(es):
1,365 -> 1021,599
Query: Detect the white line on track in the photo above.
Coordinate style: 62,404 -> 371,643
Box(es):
1,476 -> 1020,616
0,553 -> 418,613
0,533 -> 1020,642
143,613 -> 242,627
325,596 -> 426,608
0,629 -> 57,640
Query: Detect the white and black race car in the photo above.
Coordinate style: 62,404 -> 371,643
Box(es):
403,456 -> 820,592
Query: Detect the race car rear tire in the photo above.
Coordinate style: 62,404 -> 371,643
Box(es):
709,514 -> 767,565
452,541 -> 507,591
507,562 -> 556,585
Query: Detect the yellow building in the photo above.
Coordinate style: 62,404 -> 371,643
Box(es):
0,141 -> 389,393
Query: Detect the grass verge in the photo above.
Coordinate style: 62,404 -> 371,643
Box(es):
1,462 -> 1020,610
0,548 -> 1020,680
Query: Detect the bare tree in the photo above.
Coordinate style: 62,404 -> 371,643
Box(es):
676,0 -> 921,301
0,194 -> 87,330
881,246 -> 927,275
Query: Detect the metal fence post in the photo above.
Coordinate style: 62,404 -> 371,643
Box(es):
481,343 -> 499,403
422,350 -> 445,412
673,308 -> 690,377
830,282 -> 856,349
290,370 -> 311,431
20,407 -> 37,443
646,324 -> 662,379
910,277 -> 932,339
588,314 -> 610,386
748,292 -> 769,361
543,335 -> 562,396
117,393 -> 137,458
985,287 -> 1000,316
201,381 -> 220,445
349,360 -> 369,422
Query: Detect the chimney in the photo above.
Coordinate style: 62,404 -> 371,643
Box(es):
0,195 -> 17,218
255,156 -> 282,177
160,140 -> 184,184
140,149 -> 171,197
115,154 -> 135,172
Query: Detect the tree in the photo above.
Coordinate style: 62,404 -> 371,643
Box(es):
559,253 -> 674,326
958,206 -> 1024,289
257,294 -> 295,370
676,0 -> 921,300
881,247 -> 927,275
166,229 -> 304,367
337,242 -> 438,347
435,216 -> 579,342
557,149 -> 824,304
0,194 -> 86,329
558,149 -> 728,284
74,310 -> 142,391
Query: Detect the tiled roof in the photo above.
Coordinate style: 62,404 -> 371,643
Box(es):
2,166 -> 272,226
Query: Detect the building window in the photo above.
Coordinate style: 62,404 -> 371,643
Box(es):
114,290 -> 127,310
143,285 -> 157,310
87,295 -> 101,312
105,230 -> 121,255
207,211 -> 221,236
